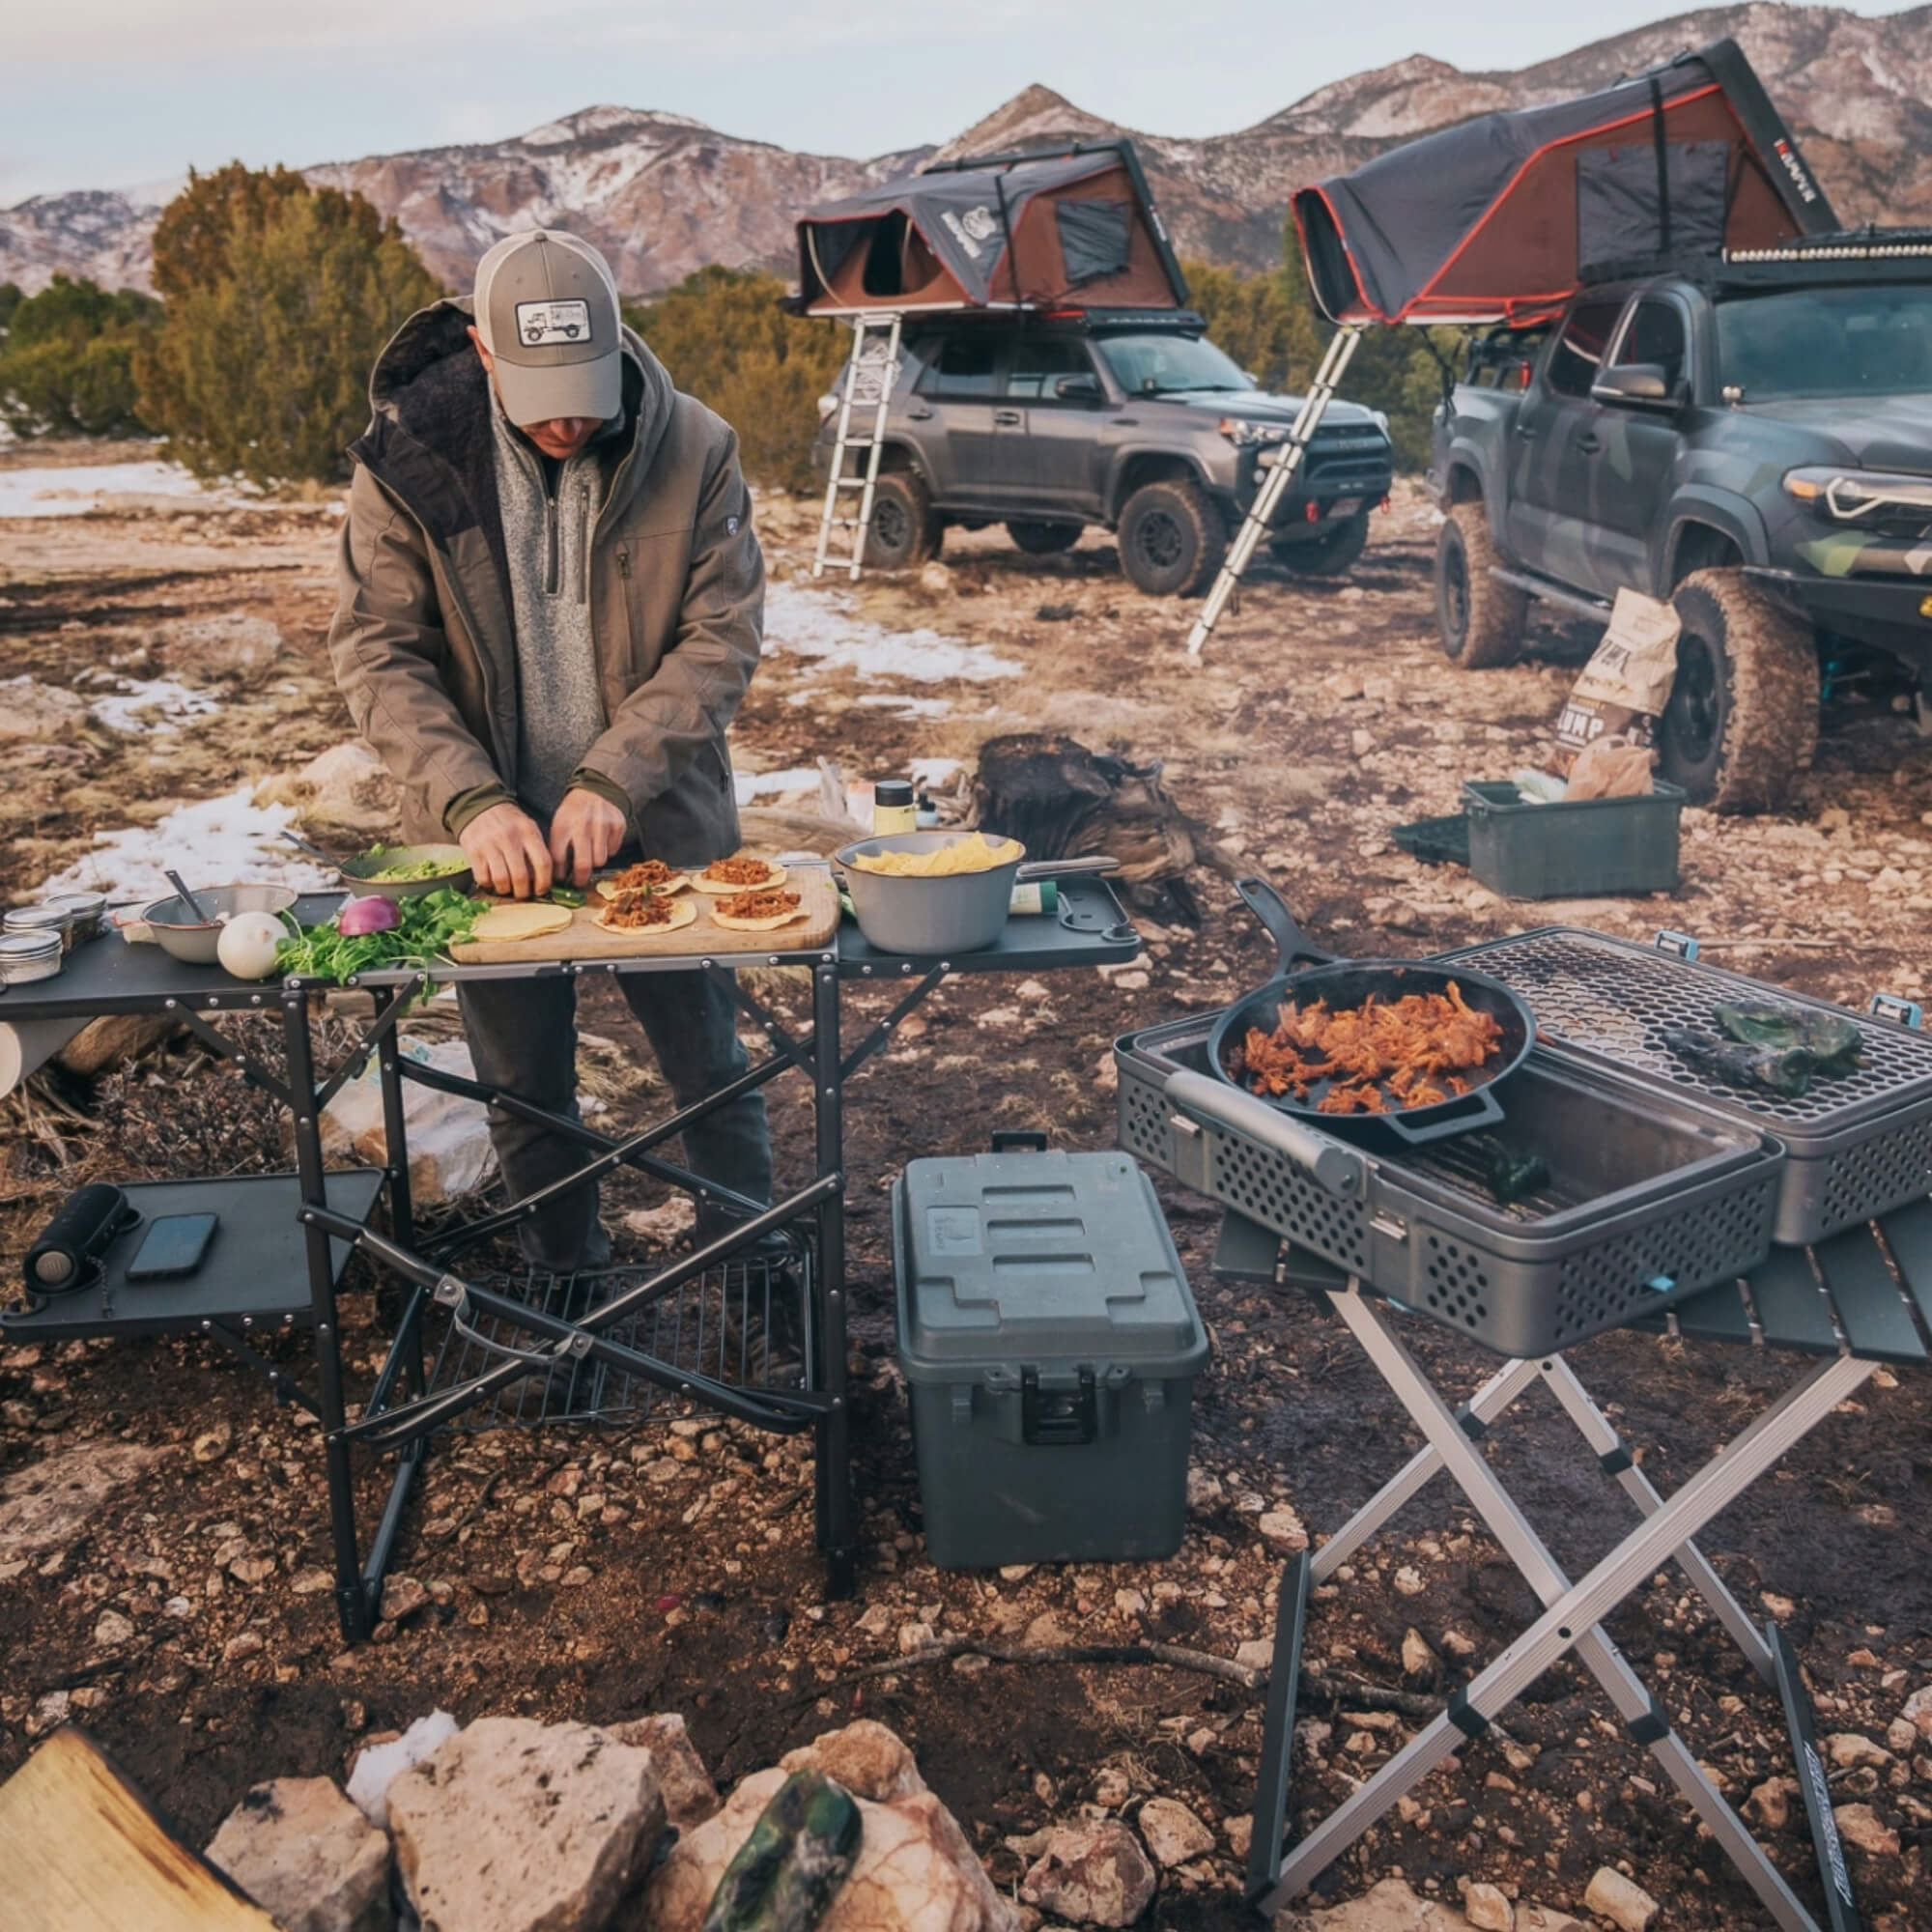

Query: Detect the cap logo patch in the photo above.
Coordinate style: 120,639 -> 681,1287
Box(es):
515,298 -> 593,347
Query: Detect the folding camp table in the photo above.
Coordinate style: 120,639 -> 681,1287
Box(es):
0,869 -> 1138,1642
1220,1208 -> 1924,1932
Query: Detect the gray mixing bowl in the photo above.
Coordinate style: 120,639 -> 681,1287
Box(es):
835,832 -> 1026,957
141,884 -> 298,965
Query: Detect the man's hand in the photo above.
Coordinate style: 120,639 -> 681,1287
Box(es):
459,802 -> 553,898
550,787 -> 628,889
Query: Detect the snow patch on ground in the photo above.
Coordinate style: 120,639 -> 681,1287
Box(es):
87,676 -> 220,734
0,462 -> 242,518
39,786 -> 335,905
763,581 -> 1019,685
733,767 -> 822,804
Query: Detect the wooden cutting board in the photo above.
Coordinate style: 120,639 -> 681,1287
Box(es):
449,864 -> 840,963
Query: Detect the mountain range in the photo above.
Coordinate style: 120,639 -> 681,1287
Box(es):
5,4 -> 1930,299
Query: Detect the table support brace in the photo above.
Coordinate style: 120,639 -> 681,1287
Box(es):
1256,1283 -> 1876,1932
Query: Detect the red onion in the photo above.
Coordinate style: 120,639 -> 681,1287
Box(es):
336,894 -> 402,937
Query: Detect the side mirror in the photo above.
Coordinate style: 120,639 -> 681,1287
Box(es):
1055,373 -> 1103,402
1591,363 -> 1683,410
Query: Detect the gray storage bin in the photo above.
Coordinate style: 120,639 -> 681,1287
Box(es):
894,1134 -> 1208,1567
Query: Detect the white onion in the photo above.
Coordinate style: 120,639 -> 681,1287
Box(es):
216,911 -> 286,980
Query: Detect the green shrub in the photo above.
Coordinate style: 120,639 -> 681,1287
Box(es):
136,165 -> 442,486
0,275 -> 160,437
1184,240 -> 1460,472
625,268 -> 848,492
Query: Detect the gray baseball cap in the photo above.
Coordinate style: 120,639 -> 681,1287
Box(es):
473,230 -> 622,428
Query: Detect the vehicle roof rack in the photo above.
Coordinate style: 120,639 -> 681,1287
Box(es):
1723,229 -> 1932,262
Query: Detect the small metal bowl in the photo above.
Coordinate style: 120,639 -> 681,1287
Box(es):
142,885 -> 298,965
338,843 -> 473,901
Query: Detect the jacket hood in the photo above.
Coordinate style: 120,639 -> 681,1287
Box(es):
350,296 -> 675,557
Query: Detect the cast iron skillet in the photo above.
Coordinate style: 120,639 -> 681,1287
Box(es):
1208,878 -> 1536,1148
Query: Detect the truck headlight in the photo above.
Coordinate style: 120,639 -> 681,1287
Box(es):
1218,418 -> 1290,447
816,393 -> 841,421
1783,467 -> 1932,519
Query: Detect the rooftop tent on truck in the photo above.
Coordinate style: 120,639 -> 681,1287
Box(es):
792,140 -> 1188,315
1290,37 -> 1840,328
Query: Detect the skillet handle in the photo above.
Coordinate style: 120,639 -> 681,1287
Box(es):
1236,877 -> 1339,971
1163,1071 -> 1365,1200
1375,1082 -> 1505,1146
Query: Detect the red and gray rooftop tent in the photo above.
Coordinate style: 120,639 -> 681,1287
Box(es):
1291,38 -> 1839,329
794,140 -> 1189,316
1187,40 -> 1840,654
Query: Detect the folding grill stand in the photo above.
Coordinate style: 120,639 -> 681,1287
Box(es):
1185,324 -> 1364,658
1229,1211 -> 1932,1932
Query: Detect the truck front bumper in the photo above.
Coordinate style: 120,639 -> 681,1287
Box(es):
1238,445 -> 1394,532
1745,566 -> 1932,676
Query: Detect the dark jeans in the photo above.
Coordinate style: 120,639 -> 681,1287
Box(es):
458,969 -> 772,1270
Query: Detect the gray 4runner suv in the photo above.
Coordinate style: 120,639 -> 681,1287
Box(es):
811,309 -> 1395,594
1430,238 -> 1932,810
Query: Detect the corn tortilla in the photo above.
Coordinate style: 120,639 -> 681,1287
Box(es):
691,859 -> 787,895
591,896 -> 697,935
470,902 -> 576,943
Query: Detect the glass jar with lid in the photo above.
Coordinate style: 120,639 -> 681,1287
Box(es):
0,930 -> 63,983
43,891 -> 106,942
3,904 -> 76,953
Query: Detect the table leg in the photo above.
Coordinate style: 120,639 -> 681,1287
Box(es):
812,960 -> 855,1598
1311,1356 -> 1541,1582
284,990 -> 371,1645
374,990 -> 426,1403
1535,1354 -> 1773,1681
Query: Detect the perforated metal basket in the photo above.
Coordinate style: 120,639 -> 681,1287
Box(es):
1117,1014 -> 1783,1357
1441,928 -> 1932,1243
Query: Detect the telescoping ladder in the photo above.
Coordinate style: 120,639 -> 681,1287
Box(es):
1184,323 -> 1365,656
812,313 -> 904,582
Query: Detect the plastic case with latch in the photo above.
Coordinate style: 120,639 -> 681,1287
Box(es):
893,1133 -> 1208,1567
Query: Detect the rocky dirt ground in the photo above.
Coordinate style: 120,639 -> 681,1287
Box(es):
2,445 -> 1929,1930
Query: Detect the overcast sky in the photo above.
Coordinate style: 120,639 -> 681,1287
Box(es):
2,0 -> 1921,203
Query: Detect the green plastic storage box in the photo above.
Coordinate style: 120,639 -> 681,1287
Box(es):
893,1137 -> 1208,1568
1463,779 -> 1685,899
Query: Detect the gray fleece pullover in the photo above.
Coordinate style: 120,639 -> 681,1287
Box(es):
489,393 -> 611,818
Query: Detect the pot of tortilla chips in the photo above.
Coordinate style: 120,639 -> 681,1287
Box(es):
835,831 -> 1025,957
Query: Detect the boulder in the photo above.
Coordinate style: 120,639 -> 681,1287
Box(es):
0,1442 -> 164,1561
254,741 -> 401,842
386,1717 -> 664,1932
0,677 -> 90,742
205,1776 -> 392,1932
606,1714 -> 720,1829
157,612 -> 284,685
633,1741 -> 1015,1932
1019,1819 -> 1157,1926
1136,1797 -> 1214,1867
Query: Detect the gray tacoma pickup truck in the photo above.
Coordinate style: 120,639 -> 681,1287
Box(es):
812,308 -> 1395,594
1428,239 -> 1932,810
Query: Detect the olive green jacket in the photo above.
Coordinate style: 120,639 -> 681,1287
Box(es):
328,298 -> 761,862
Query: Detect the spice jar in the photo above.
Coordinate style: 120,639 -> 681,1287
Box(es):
872,779 -> 917,836
0,931 -> 63,984
4,904 -> 76,954
43,891 -> 106,943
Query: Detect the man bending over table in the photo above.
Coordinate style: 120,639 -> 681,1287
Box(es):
327,229 -> 772,1275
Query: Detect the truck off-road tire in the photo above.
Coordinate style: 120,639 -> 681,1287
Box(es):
1007,520 -> 1082,555
1435,502 -> 1528,668
1272,511 -> 1371,578
1659,569 -> 1820,812
862,471 -> 943,571
1118,479 -> 1226,597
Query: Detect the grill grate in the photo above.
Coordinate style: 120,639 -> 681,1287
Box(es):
1452,930 -> 1932,1126
417,1249 -> 810,1431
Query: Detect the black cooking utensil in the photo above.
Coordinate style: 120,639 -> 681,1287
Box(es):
165,869 -> 211,923
1207,878 -> 1536,1148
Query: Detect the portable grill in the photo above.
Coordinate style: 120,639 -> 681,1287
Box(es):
1441,928 -> 1932,1244
1118,1013 -> 1782,1354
